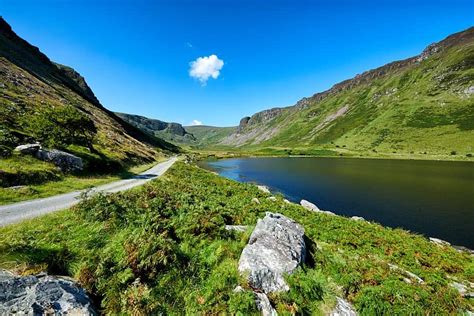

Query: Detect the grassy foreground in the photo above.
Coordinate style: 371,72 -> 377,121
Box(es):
0,158 -> 162,205
0,162 -> 472,314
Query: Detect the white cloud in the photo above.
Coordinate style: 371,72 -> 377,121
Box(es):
186,42 -> 193,48
190,119 -> 203,126
189,54 -> 224,85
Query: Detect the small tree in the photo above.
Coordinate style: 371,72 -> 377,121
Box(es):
26,106 -> 97,149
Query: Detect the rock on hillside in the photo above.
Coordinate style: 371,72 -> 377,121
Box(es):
0,271 -> 96,315
238,212 -> 306,293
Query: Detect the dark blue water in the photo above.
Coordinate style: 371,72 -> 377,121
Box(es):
200,157 -> 474,248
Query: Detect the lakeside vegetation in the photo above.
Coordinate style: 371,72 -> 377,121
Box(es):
0,162 -> 472,314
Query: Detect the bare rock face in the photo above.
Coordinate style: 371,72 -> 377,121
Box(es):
35,149 -> 83,172
0,272 -> 96,315
238,212 -> 306,293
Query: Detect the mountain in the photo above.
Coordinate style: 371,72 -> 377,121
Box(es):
221,27 -> 474,158
184,125 -> 237,147
0,17 -> 177,170
116,112 -> 196,144
117,112 -> 237,147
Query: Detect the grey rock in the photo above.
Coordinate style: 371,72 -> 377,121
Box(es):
330,297 -> 357,316
300,199 -> 320,212
252,198 -> 261,204
255,292 -> 278,316
283,199 -> 291,204
257,185 -> 270,194
238,212 -> 306,293
233,285 -> 244,293
267,196 -> 277,202
300,200 -> 335,215
388,263 -> 424,284
225,225 -> 248,232
429,237 -> 451,246
0,272 -> 96,315
35,149 -> 83,172
14,143 -> 41,155
351,216 -> 365,221
464,86 -> 474,95
450,281 -> 474,298
452,245 -> 474,256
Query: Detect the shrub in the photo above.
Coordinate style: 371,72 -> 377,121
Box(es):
23,106 -> 97,149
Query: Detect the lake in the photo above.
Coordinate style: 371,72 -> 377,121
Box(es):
200,157 -> 474,248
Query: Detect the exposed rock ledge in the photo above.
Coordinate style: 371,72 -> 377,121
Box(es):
0,271 -> 96,315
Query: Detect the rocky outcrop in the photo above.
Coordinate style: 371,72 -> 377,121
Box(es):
35,149 -> 83,172
238,116 -> 251,132
14,143 -> 40,155
238,212 -> 306,293
0,271 -> 96,315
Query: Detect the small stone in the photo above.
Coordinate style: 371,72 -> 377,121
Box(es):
388,263 -> 424,284
300,199 -> 320,212
330,296 -> 357,316
429,237 -> 451,246
225,225 -> 248,232
351,216 -> 365,221
252,198 -> 261,204
233,285 -> 244,293
267,196 -> 277,202
283,199 -> 291,204
257,185 -> 270,194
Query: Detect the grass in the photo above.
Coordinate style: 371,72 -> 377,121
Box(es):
0,158 -> 166,205
0,162 -> 472,314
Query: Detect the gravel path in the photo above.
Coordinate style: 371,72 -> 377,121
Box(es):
0,157 -> 177,227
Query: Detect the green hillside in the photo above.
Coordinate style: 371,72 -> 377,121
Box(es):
1,162 -> 472,314
116,112 -> 237,148
0,17 -> 177,175
185,125 -> 237,147
220,27 -> 474,160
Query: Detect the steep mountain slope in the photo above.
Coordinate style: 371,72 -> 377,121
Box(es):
116,112 -> 196,145
223,27 -> 474,158
0,17 -> 177,170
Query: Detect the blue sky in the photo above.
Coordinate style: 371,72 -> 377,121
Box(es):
1,0 -> 473,126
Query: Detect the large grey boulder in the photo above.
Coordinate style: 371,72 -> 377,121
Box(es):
14,143 -> 41,155
238,212 -> 306,293
0,272 -> 96,315
35,149 -> 83,172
